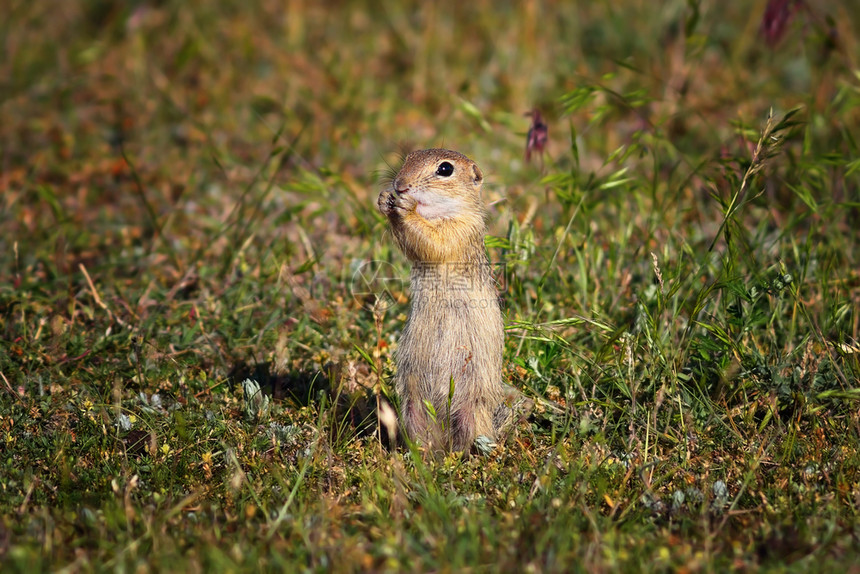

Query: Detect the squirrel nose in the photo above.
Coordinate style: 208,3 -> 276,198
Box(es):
393,178 -> 408,194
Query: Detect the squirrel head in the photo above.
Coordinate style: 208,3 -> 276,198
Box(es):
392,149 -> 484,221
378,148 -> 490,264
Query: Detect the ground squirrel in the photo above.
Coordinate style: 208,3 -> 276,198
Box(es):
377,148 -> 505,452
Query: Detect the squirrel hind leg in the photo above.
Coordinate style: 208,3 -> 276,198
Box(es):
451,404 -> 496,452
402,399 -> 445,449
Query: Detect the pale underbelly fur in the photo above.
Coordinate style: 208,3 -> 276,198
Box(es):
395,273 -> 504,451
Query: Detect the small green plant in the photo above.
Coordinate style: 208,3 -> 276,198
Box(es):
242,378 -> 271,422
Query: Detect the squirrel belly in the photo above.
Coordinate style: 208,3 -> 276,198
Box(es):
397,258 -> 505,451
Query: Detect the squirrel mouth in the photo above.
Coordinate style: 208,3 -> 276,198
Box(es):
393,178 -> 409,194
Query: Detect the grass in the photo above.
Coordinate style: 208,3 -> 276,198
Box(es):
1,0 -> 859,571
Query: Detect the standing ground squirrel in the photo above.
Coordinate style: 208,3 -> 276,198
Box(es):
377,148 -> 505,452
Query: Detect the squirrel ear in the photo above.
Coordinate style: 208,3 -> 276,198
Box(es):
472,164 -> 483,187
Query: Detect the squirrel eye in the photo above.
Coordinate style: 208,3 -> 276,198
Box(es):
435,161 -> 454,177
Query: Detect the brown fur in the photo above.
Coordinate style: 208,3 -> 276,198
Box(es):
377,149 -> 504,451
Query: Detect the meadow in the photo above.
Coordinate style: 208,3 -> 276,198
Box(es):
1,0 -> 859,571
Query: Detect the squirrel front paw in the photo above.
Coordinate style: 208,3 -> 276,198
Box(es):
378,189 -> 417,217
